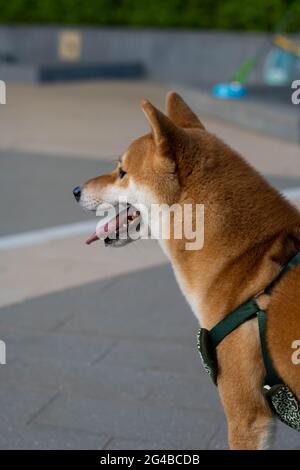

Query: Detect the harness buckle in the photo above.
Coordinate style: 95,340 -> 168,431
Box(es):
197,328 -> 218,385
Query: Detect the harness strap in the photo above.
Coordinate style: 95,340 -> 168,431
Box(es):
257,309 -> 281,386
265,251 -> 300,295
202,251 -> 300,387
209,299 -> 258,348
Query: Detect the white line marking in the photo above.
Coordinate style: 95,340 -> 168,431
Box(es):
282,187 -> 300,201
0,186 -> 300,251
0,220 -> 95,251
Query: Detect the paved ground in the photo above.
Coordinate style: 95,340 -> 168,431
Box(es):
192,83 -> 300,143
1,264 -> 299,450
0,81 -> 300,449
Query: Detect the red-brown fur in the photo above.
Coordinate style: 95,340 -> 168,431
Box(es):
79,92 -> 300,449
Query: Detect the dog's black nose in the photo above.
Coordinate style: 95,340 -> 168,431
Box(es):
73,186 -> 81,202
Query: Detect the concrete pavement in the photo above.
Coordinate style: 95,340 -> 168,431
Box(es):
0,264 -> 299,449
0,81 -> 300,449
0,81 -> 299,177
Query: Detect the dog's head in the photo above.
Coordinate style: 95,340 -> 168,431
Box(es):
73,91 -> 206,247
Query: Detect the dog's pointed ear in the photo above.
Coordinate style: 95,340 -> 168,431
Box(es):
141,99 -> 189,158
166,91 -> 205,130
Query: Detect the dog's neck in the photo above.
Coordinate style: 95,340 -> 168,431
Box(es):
167,227 -> 300,330
163,154 -> 300,329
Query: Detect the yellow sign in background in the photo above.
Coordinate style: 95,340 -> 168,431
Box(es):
58,31 -> 82,61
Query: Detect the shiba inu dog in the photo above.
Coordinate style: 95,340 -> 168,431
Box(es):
73,92 -> 300,450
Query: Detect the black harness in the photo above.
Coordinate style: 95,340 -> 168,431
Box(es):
197,252 -> 300,431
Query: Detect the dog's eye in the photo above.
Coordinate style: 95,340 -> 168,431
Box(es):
119,168 -> 126,179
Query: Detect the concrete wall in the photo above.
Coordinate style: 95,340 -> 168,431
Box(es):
0,25 -> 297,85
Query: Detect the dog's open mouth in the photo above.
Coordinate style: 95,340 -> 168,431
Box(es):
86,204 -> 141,247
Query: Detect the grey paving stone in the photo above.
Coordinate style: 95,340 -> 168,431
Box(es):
1,360 -> 150,402
33,394 -> 222,450
0,355 -> 221,414
0,327 -> 114,366
0,422 -> 109,450
1,357 -> 224,426
99,339 -> 200,377
105,437 -> 172,450
59,264 -> 198,345
140,370 -> 222,413
0,387 -> 55,428
0,278 -> 112,332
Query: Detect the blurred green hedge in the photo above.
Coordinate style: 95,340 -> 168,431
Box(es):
0,0 -> 299,32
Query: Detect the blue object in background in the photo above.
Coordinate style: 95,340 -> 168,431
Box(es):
212,81 -> 247,99
264,47 -> 296,86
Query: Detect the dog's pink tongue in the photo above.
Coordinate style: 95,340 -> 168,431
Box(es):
85,232 -> 100,245
85,219 -> 110,245
85,208 -> 128,245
